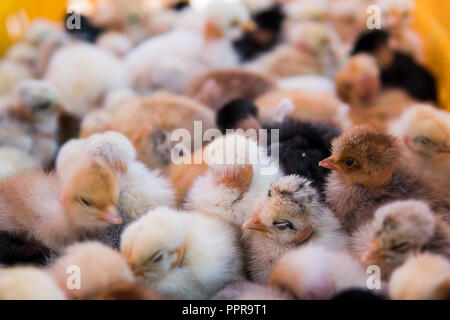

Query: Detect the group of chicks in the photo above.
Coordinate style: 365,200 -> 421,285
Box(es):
0,0 -> 449,300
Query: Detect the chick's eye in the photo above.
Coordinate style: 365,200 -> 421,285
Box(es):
79,198 -> 92,207
153,253 -> 163,263
414,136 -> 435,146
345,159 -> 355,168
391,242 -> 410,252
273,220 -> 293,230
268,190 -> 272,197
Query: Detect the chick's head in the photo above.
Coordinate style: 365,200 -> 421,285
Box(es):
121,207 -> 187,283
61,159 -> 121,228
404,107 -> 450,157
243,175 -> 320,246
361,200 -> 435,273
319,125 -> 401,187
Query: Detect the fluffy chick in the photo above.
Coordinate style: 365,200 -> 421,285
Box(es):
0,159 -> 121,252
243,175 -> 349,282
388,253 -> 450,300
351,200 -> 450,280
266,119 -> 340,194
185,133 -> 283,228
255,90 -> 352,130
93,282 -> 163,300
319,125 -> 450,234
0,146 -> 39,179
217,99 -> 261,133
187,68 -> 276,111
388,104 -> 450,190
45,43 -> 129,117
51,241 -> 134,299
268,244 -> 369,300
121,207 -> 244,299
0,266 -> 66,300
213,281 -> 294,300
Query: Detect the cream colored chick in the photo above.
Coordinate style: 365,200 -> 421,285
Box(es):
121,207 -> 244,299
0,266 -> 66,300
51,241 -> 134,299
124,29 -> 238,94
255,90 -> 352,130
389,253 -> 450,300
96,31 -> 134,58
243,175 -> 349,283
186,133 -> 283,229
268,244 -> 369,300
0,146 -> 39,179
45,43 -> 129,117
351,200 -> 450,280
0,159 -> 121,251
0,60 -> 33,96
388,104 -> 450,190
213,281 -> 294,300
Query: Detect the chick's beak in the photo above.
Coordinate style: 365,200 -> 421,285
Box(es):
99,207 -> 122,224
361,237 -> 385,263
240,20 -> 257,32
318,156 -> 339,171
437,141 -> 450,153
242,215 -> 269,233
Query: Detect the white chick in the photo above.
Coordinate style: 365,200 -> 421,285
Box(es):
96,31 -> 134,58
0,60 -> 33,96
124,29 -> 238,94
243,175 -> 349,283
0,266 -> 66,300
121,206 -> 244,299
268,244 -> 371,300
388,253 -> 450,300
0,146 -> 39,179
51,241 -> 135,299
213,281 -> 294,300
45,43 -> 129,117
185,133 -> 283,229
282,0 -> 329,23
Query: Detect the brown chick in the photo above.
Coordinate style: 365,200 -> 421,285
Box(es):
351,200 -> 450,280
0,159 -> 121,251
255,89 -> 352,129
108,91 -> 216,173
388,252 -> 450,300
93,282 -> 163,300
319,125 -> 450,234
186,68 -> 276,111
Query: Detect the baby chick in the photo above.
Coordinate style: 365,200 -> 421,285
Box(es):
255,90 -> 352,130
93,282 -> 163,300
213,281 -> 294,300
0,159 -> 121,252
217,99 -> 261,133
51,241 -> 134,299
0,266 -> 66,300
121,207 -> 244,299
267,119 -> 340,194
351,200 -> 450,280
185,133 -> 283,229
243,175 -> 349,283
268,244 -> 368,300
187,68 -> 276,111
0,146 -> 39,179
388,104 -> 450,190
319,125 -> 450,234
388,252 -> 450,300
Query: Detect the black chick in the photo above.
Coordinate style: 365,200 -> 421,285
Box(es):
233,5 -> 285,62
352,30 -> 437,103
266,120 -> 340,195
64,13 -> 104,43
216,99 -> 261,134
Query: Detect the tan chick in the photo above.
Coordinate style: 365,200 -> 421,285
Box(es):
319,125 -> 450,234
51,241 -> 134,299
388,104 -> 450,190
388,252 -> 450,300
351,200 -> 450,280
242,175 -> 349,283
93,282 -> 163,300
0,266 -> 66,300
0,159 -> 121,251
268,244 -> 370,300
186,68 -> 276,111
121,206 -> 244,299
255,89 -> 352,129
